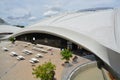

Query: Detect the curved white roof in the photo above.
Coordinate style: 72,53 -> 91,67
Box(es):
0,25 -> 21,34
11,8 -> 120,75
20,9 -> 119,52
0,25 -> 21,39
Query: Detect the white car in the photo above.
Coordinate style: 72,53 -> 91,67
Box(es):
10,52 -> 18,56
35,54 -> 43,58
29,58 -> 39,63
22,49 -> 32,55
2,47 -> 8,51
16,56 -> 25,60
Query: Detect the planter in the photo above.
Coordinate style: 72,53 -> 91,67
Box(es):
64,62 -> 72,67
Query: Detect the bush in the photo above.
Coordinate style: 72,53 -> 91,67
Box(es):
9,37 -> 15,44
60,49 -> 73,63
32,62 -> 56,80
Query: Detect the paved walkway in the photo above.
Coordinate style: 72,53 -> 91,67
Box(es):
0,41 -> 63,80
61,56 -> 95,80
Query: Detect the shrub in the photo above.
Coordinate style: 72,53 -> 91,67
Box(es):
60,49 -> 73,63
32,61 -> 56,80
9,37 -> 15,44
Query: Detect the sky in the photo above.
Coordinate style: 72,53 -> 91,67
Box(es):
0,0 -> 120,26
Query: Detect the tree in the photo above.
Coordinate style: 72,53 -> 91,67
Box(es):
32,62 -> 56,80
60,49 -> 73,63
9,37 -> 15,44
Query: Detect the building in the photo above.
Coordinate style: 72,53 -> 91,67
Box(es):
0,18 -> 21,39
10,8 -> 120,78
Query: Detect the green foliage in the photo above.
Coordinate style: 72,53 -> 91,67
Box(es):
9,37 -> 15,44
60,49 -> 73,62
32,62 -> 56,80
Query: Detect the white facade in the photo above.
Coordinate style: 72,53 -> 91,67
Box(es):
11,8 -> 120,75
0,25 -> 21,39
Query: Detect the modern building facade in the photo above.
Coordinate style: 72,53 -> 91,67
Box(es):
0,18 -> 21,39
10,8 -> 120,78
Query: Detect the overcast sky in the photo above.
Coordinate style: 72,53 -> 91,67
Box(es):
0,0 -> 120,26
